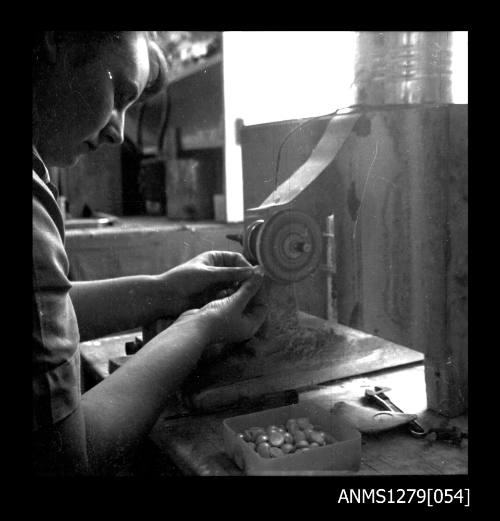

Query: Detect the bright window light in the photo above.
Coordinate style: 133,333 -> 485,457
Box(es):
223,31 -> 356,222
451,31 -> 468,104
222,31 -> 468,222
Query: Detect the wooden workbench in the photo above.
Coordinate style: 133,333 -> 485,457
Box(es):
79,333 -> 468,476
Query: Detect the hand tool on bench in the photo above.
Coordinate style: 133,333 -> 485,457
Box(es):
364,386 -> 427,437
365,387 -> 468,445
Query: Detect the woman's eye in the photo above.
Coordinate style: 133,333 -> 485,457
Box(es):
127,88 -> 140,104
116,84 -> 139,109
115,93 -> 133,111
123,95 -> 135,107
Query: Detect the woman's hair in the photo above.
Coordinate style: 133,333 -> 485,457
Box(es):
32,31 -> 169,104
138,32 -> 169,103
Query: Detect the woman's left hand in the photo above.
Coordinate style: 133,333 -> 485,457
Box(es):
158,251 -> 257,316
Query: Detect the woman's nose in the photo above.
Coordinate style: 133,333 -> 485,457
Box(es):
100,110 -> 124,146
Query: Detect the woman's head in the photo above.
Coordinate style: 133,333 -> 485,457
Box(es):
33,31 -> 168,167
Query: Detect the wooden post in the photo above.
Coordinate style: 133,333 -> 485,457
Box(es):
423,106 -> 468,416
334,105 -> 468,417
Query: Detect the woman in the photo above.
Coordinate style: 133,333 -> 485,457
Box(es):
32,31 -> 267,476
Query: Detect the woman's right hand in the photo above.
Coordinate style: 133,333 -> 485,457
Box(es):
172,267 -> 268,345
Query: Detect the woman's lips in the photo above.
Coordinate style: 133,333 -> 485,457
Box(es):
85,141 -> 98,152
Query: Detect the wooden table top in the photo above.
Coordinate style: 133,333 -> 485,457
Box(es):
80,333 -> 468,476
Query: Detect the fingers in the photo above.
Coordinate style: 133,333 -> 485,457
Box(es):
203,251 -> 252,268
227,267 -> 265,311
178,308 -> 200,318
228,253 -> 253,268
205,265 -> 255,285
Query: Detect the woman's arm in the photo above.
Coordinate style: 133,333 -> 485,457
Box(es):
81,311 -> 212,474
33,311 -> 213,476
70,252 -> 256,342
35,269 -> 266,476
70,275 -> 175,342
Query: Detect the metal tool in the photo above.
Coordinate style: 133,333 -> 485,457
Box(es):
364,386 -> 469,445
332,401 -> 418,434
364,386 -> 427,437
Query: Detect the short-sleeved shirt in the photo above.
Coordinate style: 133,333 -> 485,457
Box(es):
32,147 -> 81,432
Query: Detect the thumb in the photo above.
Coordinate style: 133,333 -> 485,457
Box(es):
228,268 -> 265,311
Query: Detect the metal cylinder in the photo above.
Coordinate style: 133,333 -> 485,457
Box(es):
354,31 -> 453,105
384,31 -> 452,104
354,32 -> 387,105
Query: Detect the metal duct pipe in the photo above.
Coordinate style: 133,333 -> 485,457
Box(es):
354,31 -> 453,105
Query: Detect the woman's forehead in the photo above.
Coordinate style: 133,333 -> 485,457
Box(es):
107,32 -> 151,89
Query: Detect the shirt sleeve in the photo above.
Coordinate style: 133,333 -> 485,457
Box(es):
32,173 -> 81,431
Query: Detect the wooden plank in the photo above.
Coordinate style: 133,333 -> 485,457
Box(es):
150,364 -> 467,476
150,409 -> 244,476
401,107 -> 456,416
357,430 -> 467,475
184,312 -> 423,412
446,105 -> 468,408
412,105 -> 467,417
425,105 -> 468,416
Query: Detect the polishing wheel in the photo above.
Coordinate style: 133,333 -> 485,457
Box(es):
245,209 -> 323,283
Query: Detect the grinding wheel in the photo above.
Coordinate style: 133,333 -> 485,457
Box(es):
248,209 -> 322,284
